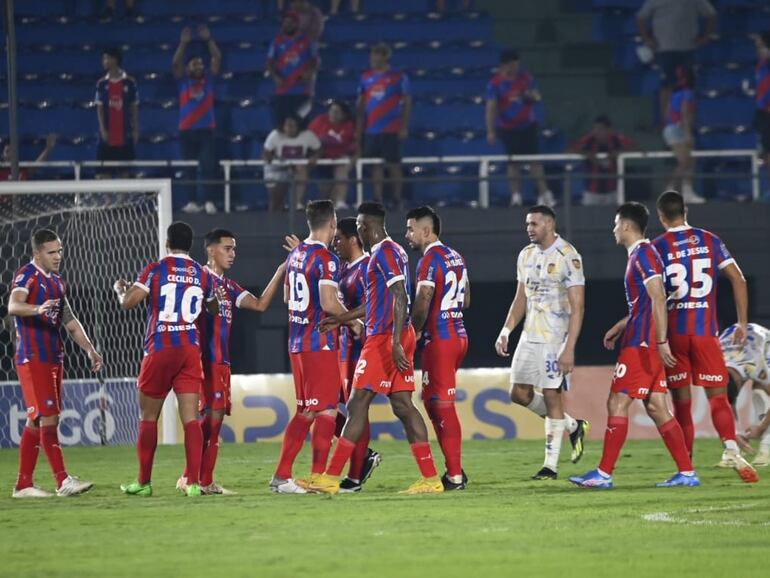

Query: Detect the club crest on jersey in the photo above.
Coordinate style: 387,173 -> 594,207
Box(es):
547,263 -> 556,274
328,260 -> 336,273
15,274 -> 25,284
572,259 -> 581,270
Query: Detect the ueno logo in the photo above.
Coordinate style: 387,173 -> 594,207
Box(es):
698,373 -> 724,383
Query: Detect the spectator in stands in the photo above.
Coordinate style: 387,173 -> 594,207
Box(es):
754,32 -> 770,197
485,49 -> 554,207
357,42 -> 411,208
95,47 -> 139,175
290,0 -> 325,42
172,25 -> 222,215
309,100 -> 356,209
0,134 -> 57,181
267,11 -> 320,127
263,115 -> 322,211
330,0 -> 360,15
636,0 -> 716,125
663,66 -> 703,203
569,115 -> 636,206
101,0 -> 136,20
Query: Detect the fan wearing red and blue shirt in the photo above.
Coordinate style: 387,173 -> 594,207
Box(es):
309,202 -> 443,495
270,201 -> 353,494
754,32 -> 770,190
267,11 -> 319,126
406,206 -> 470,491
95,46 -> 138,166
332,217 -> 381,493
113,221 -> 220,498
356,43 -> 412,207
172,25 -> 222,215
485,49 -> 554,207
662,66 -> 704,203
652,191 -> 758,483
570,202 -> 698,490
9,229 -> 103,499
176,228 -> 288,496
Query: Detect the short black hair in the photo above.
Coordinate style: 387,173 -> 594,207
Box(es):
357,201 -> 386,220
656,190 -> 686,220
616,202 -> 649,234
167,221 -> 194,252
594,114 -> 612,127
500,48 -> 519,64
204,228 -> 235,248
306,200 -> 335,230
337,217 -> 360,241
527,205 -> 557,221
329,99 -> 352,120
103,46 -> 123,66
406,205 -> 441,236
32,229 -> 59,250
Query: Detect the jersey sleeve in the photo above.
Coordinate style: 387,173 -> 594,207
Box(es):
563,251 -> 585,288
231,279 -> 252,308
317,251 -> 340,288
415,254 -> 437,289
134,262 -> 157,293
264,130 -> 279,152
202,270 -> 216,302
376,246 -> 405,288
712,234 -> 735,270
636,246 -> 663,284
11,268 -> 35,296
515,249 -> 525,283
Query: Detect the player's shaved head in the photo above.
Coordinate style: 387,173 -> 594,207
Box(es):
356,202 -> 387,249
656,190 -> 686,221
167,221 -> 194,252
306,200 -> 336,231
204,228 -> 235,247
406,205 -> 441,236
32,229 -> 59,250
616,202 -> 649,234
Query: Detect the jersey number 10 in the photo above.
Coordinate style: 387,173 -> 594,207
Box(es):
159,282 -> 204,323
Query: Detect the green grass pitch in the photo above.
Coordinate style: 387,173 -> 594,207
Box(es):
1,439 -> 768,578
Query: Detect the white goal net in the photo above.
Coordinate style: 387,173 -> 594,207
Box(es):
0,180 -> 171,448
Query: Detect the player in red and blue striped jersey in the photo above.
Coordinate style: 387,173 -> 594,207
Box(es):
571,203 -> 698,489
9,229 -> 103,499
267,11 -> 319,125
653,191 -> 758,482
332,217 -> 381,493
114,222 -> 221,497
270,201 -> 355,494
406,206 -> 470,491
95,46 -> 138,165
310,202 -> 443,495
176,229 -> 289,495
357,43 -> 412,206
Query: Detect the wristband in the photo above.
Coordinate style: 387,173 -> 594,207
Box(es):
656,340 -> 668,345
499,327 -> 511,339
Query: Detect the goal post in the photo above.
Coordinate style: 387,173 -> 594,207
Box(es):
0,179 -> 178,447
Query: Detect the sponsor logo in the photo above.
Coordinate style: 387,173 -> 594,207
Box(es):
304,398 -> 319,406
45,399 -> 55,407
447,388 -> 456,397
671,301 -> 709,310
698,373 -> 724,383
673,235 -> 700,247
440,311 -> 464,320
404,374 -> 415,383
214,392 -> 222,399
638,388 -> 649,395
157,323 -> 196,333
289,315 -> 309,325
659,380 -> 668,389
669,372 -> 688,382
27,406 -> 35,415
379,381 -> 392,389
572,259 -> 582,270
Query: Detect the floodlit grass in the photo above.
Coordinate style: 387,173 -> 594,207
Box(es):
1,439 -> 768,578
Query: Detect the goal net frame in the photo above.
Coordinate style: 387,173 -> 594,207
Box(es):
0,179 -> 179,445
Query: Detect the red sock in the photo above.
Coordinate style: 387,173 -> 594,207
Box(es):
598,416 -> 629,475
275,413 -> 313,479
311,414 -> 337,474
183,420 -> 204,485
708,394 -> 737,443
40,425 -> 68,487
16,426 -> 40,490
673,398 -> 694,455
432,403 -> 463,477
410,442 -> 438,478
335,412 -> 347,438
137,420 -> 158,484
348,420 -> 370,481
326,437 -> 356,477
200,418 -> 223,486
183,415 -> 209,480
658,418 -> 694,472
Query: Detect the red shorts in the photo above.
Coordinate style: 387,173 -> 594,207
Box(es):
17,361 -> 63,419
200,363 -> 232,415
611,347 -> 668,400
666,334 -> 729,389
290,350 -> 341,412
421,337 -> 468,402
352,326 -> 417,397
138,346 -> 203,399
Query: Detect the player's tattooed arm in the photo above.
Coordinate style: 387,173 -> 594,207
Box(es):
113,278 -> 148,310
463,275 -> 471,309
411,284 -> 435,335
63,300 -> 104,372
7,290 -> 59,317
390,280 -> 410,372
